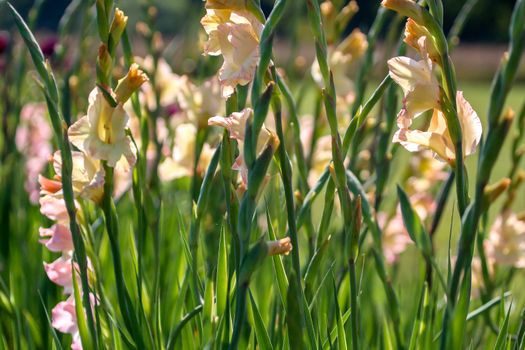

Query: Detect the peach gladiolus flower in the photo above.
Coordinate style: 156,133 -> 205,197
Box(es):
403,19 -> 438,62
68,87 -> 136,167
387,37 -> 440,122
209,108 -> 273,184
381,0 -> 424,24
485,210 -> 525,268
201,9 -> 263,97
393,91 -> 482,164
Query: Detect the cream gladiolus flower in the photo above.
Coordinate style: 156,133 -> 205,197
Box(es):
177,76 -> 223,128
68,87 -> 136,168
201,9 -> 263,97
387,37 -> 440,122
393,91 -> 482,164
158,123 -> 214,181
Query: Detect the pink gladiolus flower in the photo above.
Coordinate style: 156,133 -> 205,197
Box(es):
51,297 -> 78,334
39,224 -> 73,252
39,195 -> 70,223
209,108 -> 273,185
44,256 -> 74,294
485,210 -> 525,268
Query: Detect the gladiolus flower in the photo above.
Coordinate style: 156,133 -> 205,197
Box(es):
201,9 -> 264,97
51,297 -> 78,334
387,37 -> 440,121
39,195 -> 71,223
209,108 -> 273,184
39,224 -> 73,252
68,87 -> 137,168
485,210 -> 525,268
44,256 -> 74,293
267,237 -> 293,256
52,151 -> 105,203
158,123 -> 215,181
176,76 -> 223,128
393,91 -> 482,164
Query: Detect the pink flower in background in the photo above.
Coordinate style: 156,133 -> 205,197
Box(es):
0,30 -> 9,55
15,103 -> 53,204
378,213 -> 412,264
39,224 -> 73,252
485,210 -> 525,268
44,256 -> 74,294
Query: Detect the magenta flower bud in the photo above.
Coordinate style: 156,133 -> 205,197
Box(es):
39,35 -> 58,58
0,31 -> 10,54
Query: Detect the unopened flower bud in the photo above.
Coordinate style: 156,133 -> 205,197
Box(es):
381,0 -> 424,24
404,18 -> 439,62
336,1 -> 359,33
97,44 -> 112,86
267,130 -> 280,151
483,178 -> 511,208
109,8 -> 128,53
115,63 -> 149,103
321,1 -> 337,43
338,28 -> 368,58
267,237 -> 292,256
205,0 -> 246,10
